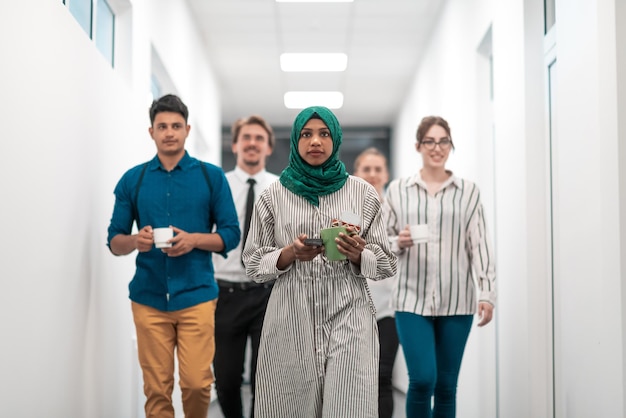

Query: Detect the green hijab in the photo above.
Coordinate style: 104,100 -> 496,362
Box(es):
279,106 -> 348,206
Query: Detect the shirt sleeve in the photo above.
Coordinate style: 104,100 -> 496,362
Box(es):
106,170 -> 137,250
466,191 -> 497,307
382,182 -> 403,254
358,191 -> 397,281
243,189 -> 286,282
208,164 -> 241,258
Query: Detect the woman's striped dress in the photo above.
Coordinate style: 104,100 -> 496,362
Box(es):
243,176 -> 398,418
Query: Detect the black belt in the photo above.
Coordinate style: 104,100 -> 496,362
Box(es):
217,279 -> 274,291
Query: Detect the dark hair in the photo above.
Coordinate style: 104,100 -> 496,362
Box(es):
353,147 -> 387,172
416,116 -> 454,149
231,115 -> 275,148
149,94 -> 189,125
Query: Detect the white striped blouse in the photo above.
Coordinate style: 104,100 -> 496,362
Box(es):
383,172 -> 496,316
243,176 -> 397,418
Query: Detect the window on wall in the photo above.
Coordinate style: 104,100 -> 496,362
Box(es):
151,75 -> 162,102
95,0 -> 115,65
150,46 -> 177,102
544,0 -> 555,34
64,0 -> 116,66
543,2 -> 557,414
68,0 -> 92,36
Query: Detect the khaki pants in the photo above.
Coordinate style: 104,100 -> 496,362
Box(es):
132,299 -> 217,418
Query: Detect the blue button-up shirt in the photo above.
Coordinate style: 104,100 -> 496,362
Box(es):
107,152 -> 240,311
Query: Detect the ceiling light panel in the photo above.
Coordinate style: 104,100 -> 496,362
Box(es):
284,91 -> 344,109
277,0 -> 353,3
280,53 -> 348,72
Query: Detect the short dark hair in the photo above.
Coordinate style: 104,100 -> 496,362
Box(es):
149,94 -> 189,125
231,115 -> 275,148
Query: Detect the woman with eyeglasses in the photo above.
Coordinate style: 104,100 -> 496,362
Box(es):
383,115 -> 496,418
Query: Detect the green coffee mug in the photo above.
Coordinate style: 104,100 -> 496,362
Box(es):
320,226 -> 347,261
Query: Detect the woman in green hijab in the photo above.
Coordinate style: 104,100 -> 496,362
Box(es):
242,106 -> 397,417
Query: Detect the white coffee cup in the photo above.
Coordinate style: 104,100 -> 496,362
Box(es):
153,227 -> 173,248
410,224 -> 429,244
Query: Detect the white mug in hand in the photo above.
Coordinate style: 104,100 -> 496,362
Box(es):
153,227 -> 173,248
410,224 -> 428,244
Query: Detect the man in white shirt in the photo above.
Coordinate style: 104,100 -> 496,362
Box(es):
212,115 -> 278,418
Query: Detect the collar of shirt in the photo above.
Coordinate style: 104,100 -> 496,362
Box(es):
409,170 -> 463,192
147,151 -> 193,173
233,165 -> 265,184
214,167 -> 276,283
231,166 -> 279,197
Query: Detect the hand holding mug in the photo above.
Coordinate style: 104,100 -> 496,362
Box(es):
397,226 -> 414,249
136,226 -> 156,253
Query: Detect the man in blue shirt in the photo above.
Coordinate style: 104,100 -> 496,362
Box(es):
107,94 -> 240,418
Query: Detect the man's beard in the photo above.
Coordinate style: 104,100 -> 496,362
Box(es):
244,159 -> 260,167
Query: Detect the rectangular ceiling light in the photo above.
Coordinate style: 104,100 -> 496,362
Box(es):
277,0 -> 353,3
280,53 -> 348,72
284,91 -> 344,109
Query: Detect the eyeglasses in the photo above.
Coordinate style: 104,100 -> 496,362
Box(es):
420,139 -> 453,150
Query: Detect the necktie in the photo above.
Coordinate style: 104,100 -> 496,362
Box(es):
242,178 -> 256,252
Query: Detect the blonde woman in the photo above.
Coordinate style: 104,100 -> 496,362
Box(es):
354,147 -> 399,418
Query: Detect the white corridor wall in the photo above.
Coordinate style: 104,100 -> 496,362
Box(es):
391,1 -> 498,417
391,0 -> 626,417
0,1 -> 221,417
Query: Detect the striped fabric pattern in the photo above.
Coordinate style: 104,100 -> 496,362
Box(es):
383,173 -> 496,317
243,176 -> 397,417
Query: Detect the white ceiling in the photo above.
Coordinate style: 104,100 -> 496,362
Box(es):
185,0 -> 443,128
